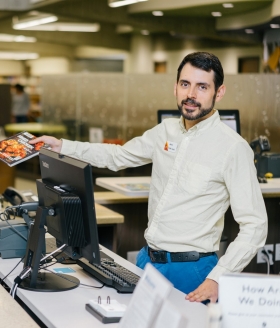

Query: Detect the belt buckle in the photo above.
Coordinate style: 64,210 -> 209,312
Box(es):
149,248 -> 167,263
187,251 -> 200,261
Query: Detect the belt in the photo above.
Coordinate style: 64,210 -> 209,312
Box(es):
148,247 -> 215,263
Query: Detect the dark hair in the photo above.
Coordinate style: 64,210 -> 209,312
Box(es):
177,52 -> 224,91
14,83 -> 24,92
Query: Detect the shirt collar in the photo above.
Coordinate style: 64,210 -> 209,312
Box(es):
179,109 -> 220,135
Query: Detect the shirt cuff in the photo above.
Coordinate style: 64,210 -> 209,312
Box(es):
60,139 -> 74,156
206,264 -> 230,283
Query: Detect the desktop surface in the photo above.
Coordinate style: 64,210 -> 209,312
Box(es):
0,246 -> 207,328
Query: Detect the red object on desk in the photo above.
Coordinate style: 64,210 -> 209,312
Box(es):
103,139 -> 124,145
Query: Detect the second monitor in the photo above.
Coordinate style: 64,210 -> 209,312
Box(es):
157,109 -> 241,135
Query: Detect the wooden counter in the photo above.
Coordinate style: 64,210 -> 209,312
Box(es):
0,285 -> 39,328
95,203 -> 124,224
95,203 -> 124,253
95,191 -> 148,204
94,191 -> 148,259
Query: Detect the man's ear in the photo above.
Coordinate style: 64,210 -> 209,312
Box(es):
173,82 -> 177,97
215,84 -> 226,103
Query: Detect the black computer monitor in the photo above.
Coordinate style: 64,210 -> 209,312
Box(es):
157,109 -> 180,123
218,109 -> 241,135
158,109 -> 241,135
20,148 -> 100,292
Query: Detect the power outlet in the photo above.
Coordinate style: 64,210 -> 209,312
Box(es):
275,244 -> 280,261
256,244 -> 274,264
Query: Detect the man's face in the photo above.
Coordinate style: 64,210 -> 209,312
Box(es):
174,63 -> 224,125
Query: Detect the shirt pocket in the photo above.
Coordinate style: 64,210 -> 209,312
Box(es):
179,161 -> 212,195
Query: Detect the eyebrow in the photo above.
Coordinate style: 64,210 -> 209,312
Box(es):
179,79 -> 211,87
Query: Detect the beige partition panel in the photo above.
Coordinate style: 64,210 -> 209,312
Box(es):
41,73 -> 280,152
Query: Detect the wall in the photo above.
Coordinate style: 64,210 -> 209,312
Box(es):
0,60 -> 23,75
166,47 -> 264,74
27,57 -> 70,76
41,72 -> 280,152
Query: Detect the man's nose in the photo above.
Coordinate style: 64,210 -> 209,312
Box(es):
187,86 -> 196,98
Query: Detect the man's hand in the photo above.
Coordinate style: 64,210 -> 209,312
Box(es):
185,279 -> 218,303
29,135 -> 62,153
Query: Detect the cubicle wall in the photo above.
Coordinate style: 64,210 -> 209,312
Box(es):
41,73 -> 280,152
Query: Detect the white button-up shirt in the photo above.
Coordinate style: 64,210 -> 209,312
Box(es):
61,110 -> 267,282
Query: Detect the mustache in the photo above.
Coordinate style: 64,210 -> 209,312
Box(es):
181,98 -> 201,107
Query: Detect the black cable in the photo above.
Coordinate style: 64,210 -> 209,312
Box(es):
79,282 -> 104,289
267,249 -> 275,274
0,256 -> 24,286
261,249 -> 271,275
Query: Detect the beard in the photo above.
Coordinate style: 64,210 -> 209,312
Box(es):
177,94 -> 216,121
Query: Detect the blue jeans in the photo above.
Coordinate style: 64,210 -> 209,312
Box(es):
136,246 -> 218,295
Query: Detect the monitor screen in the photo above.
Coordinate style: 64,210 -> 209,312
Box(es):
218,109 -> 241,135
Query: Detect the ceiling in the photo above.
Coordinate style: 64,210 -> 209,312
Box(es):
0,0 -> 279,59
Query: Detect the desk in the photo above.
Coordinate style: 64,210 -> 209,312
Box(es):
94,192 -> 148,258
96,176 -> 280,197
0,246 -> 207,328
95,203 -> 124,252
259,177 -> 280,196
4,123 -> 67,137
95,177 -> 280,274
96,177 -> 151,197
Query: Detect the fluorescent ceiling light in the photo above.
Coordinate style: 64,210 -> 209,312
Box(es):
152,11 -> 163,16
245,29 -> 254,34
13,14 -> 58,30
30,0 -> 49,3
0,33 -> 36,42
223,3 -> 234,8
108,0 -> 147,8
17,22 -> 100,32
270,24 -> 280,28
141,30 -> 149,35
211,12 -> 222,17
0,51 -> 39,60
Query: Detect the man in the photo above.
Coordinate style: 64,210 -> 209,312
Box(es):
30,52 -> 267,303
11,84 -> 30,123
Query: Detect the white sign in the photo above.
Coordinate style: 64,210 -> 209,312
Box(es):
219,273 -> 280,328
119,264 -> 172,328
89,127 -> 103,143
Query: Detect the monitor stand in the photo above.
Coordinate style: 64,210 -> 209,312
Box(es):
19,272 -> 79,292
19,206 -> 80,292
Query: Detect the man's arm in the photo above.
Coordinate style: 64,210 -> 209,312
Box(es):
186,141 -> 268,303
30,125 -> 160,171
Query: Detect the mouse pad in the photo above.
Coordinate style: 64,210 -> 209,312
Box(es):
53,267 -> 76,273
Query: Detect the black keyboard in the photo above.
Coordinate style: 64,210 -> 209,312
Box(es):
77,257 -> 140,293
